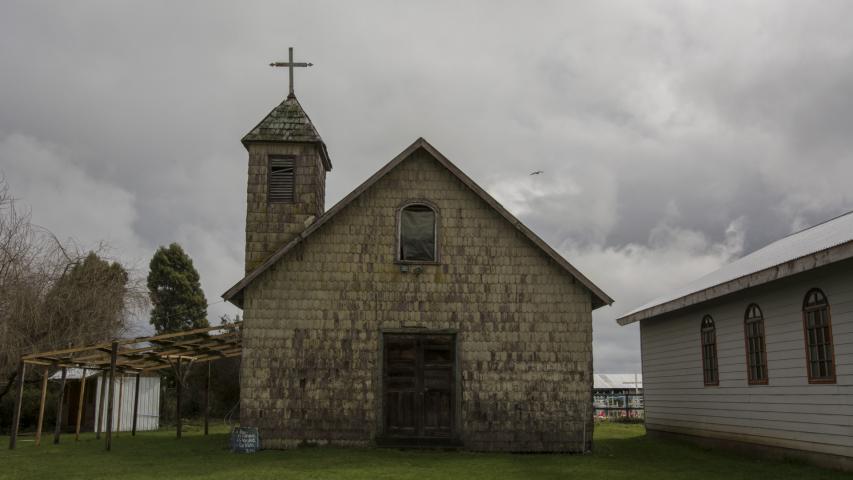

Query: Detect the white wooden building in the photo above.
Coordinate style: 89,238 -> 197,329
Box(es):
618,211 -> 853,471
52,368 -> 160,433
593,374 -> 643,419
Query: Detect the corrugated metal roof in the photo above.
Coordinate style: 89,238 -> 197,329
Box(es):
49,368 -> 99,380
593,373 -> 643,389
49,368 -> 158,380
618,209 -> 853,324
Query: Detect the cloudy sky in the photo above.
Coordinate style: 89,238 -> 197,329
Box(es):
2,1 -> 852,373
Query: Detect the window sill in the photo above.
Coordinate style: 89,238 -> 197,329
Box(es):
395,260 -> 441,266
807,378 -> 837,384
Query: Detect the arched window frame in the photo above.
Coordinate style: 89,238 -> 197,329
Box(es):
395,200 -> 440,264
743,303 -> 769,385
700,315 -> 719,386
802,288 -> 836,384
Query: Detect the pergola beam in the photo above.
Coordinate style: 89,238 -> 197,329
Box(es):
21,328 -> 240,370
21,323 -> 240,361
7,324 -> 242,451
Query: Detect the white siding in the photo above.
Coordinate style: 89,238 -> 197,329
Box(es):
640,261 -> 853,459
93,375 -> 160,432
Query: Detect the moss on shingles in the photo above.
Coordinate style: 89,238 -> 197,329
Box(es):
242,95 -> 325,144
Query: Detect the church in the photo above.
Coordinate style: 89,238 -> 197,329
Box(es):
222,54 -> 612,451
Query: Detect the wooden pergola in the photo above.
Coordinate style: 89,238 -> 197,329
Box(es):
7,323 -> 242,451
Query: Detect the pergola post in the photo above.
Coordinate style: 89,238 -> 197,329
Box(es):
176,357 -> 183,440
74,368 -> 87,441
34,366 -> 49,446
52,367 -> 67,444
131,373 -> 141,436
7,323 -> 241,449
106,341 -> 118,451
204,361 -> 211,436
8,360 -> 26,450
116,374 -> 124,435
96,370 -> 107,439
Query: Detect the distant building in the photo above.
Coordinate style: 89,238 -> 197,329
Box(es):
593,374 -> 643,419
618,211 -> 853,471
52,368 -> 160,433
222,90 -> 613,451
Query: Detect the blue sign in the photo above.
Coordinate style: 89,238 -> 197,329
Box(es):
230,427 -> 260,453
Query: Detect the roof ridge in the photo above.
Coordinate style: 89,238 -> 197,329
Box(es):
776,208 -> 853,241
616,208 -> 853,325
671,207 -> 853,282
727,208 -> 853,262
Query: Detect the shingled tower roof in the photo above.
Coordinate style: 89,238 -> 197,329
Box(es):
242,94 -> 332,171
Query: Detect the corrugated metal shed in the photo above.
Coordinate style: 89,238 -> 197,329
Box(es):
52,370 -> 160,432
618,210 -> 853,325
593,373 -> 642,390
95,375 -> 160,433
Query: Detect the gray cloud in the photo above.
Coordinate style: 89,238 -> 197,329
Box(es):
2,1 -> 852,371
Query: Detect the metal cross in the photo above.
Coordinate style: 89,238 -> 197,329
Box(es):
270,47 -> 313,97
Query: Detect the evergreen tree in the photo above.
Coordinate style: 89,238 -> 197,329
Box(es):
147,243 -> 208,333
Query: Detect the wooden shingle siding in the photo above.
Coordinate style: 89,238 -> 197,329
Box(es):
244,143 -> 326,272
641,259 -> 853,459
240,149 -> 594,452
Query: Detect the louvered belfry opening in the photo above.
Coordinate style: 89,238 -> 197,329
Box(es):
268,156 -> 296,203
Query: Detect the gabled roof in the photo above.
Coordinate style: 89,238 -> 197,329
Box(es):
617,210 -> 853,325
242,94 -> 332,171
223,137 -> 613,309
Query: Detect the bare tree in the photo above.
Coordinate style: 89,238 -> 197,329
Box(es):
0,178 -> 146,402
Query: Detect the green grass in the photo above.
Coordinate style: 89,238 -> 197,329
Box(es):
0,423 -> 849,480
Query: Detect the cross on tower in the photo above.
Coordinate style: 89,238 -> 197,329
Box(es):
270,47 -> 313,97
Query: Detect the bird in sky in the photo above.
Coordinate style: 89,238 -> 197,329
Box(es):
529,170 -> 543,175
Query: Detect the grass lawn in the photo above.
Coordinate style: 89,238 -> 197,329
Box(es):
1,422 -> 849,480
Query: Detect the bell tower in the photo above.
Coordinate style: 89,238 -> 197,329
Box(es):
242,48 -> 332,273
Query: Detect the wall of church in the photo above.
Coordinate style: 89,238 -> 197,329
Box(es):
245,142 -> 326,273
239,148 -> 594,452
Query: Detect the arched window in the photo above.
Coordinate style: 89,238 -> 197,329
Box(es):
744,304 -> 768,385
802,289 -> 836,383
701,315 -> 719,386
398,203 -> 437,262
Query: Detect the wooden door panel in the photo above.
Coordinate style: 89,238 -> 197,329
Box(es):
383,336 -> 418,436
420,335 -> 454,437
384,391 -> 417,436
383,333 -> 455,440
422,389 -> 452,437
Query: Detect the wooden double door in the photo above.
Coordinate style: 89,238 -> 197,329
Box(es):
382,333 -> 455,442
